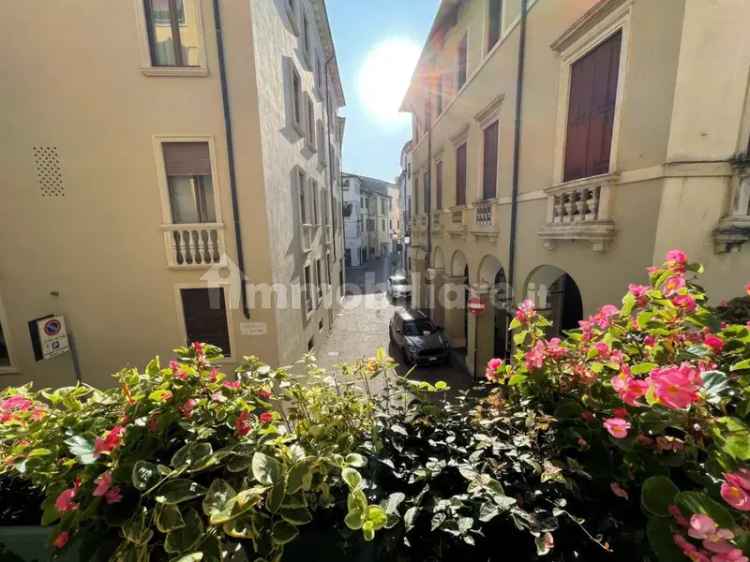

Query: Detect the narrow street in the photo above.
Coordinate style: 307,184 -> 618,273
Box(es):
315,252 -> 474,393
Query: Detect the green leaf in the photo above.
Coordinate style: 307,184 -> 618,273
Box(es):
641,476 -> 679,518
342,467 -> 363,490
647,517 -> 688,562
226,454 -> 253,473
267,479 -> 286,514
132,460 -> 161,491
164,507 -> 203,554
479,502 -> 500,522
702,371 -> 730,403
172,554 -> 204,562
202,479 -> 237,522
714,417 -> 750,460
286,460 -> 310,494
621,292 -> 636,316
271,521 -> 299,546
252,452 -> 282,485
155,503 -> 185,533
631,362 -> 658,375
675,491 -> 735,529
345,453 -> 367,468
384,492 -> 405,515
64,434 -> 98,465
149,389 -> 173,402
553,400 -> 583,419
171,442 -> 213,470
508,374 -> 527,386
279,507 -> 312,525
345,507 -> 365,530
223,514 -> 255,539
731,358 -> 750,372
27,448 -> 52,458
156,479 -> 207,504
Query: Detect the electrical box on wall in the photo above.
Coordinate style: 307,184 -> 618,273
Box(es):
28,315 -> 70,361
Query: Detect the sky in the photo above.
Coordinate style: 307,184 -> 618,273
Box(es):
326,0 -> 438,183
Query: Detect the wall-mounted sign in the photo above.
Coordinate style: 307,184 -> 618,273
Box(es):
240,321 -> 267,336
29,315 -> 70,361
468,297 -> 485,316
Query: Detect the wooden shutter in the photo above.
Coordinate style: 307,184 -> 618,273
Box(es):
563,32 -> 621,182
414,176 -> 419,214
483,121 -> 499,200
181,288 -> 231,355
488,0 -> 502,51
457,35 -> 467,89
456,143 -> 467,206
163,142 -> 211,176
436,161 -> 443,210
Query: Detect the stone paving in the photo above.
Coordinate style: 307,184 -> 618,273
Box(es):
314,253 -> 474,394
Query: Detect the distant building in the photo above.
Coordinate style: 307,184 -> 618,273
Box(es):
342,174 -> 394,267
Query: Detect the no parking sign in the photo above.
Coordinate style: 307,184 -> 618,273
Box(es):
29,315 -> 70,361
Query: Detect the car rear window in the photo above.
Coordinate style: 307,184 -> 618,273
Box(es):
403,319 -> 434,335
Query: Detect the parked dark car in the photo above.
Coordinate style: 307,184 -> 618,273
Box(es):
386,274 -> 411,300
389,308 -> 450,366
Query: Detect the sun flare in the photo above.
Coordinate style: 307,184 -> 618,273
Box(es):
358,38 -> 422,126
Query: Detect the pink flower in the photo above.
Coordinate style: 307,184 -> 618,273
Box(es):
688,515 -> 736,555
578,319 -> 594,342
209,368 -> 219,383
169,360 -> 180,371
721,474 -> 750,511
94,425 -> 125,456
728,469 -> 750,491
105,486 -> 123,504
594,342 -> 611,359
485,358 -> 503,382
673,293 -> 697,312
603,417 -> 630,439
644,335 -> 657,347
610,482 -> 629,499
223,380 -> 241,391
669,504 -> 690,527
649,364 -> 702,409
0,395 -> 33,412
592,305 -> 620,330
259,412 -> 273,425
611,372 -> 649,407
674,534 -> 712,562
612,407 -> 628,418
628,284 -> 650,306
746,282 -> 750,297
704,334 -> 724,354
712,550 -> 749,562
257,389 -> 272,400
211,391 -> 226,403
192,341 -> 204,356
524,341 -> 545,371
666,249 -> 688,272
235,411 -> 252,436
55,480 -> 80,512
515,299 -> 536,324
53,531 -> 70,549
93,471 -> 113,497
179,399 -> 197,419
663,274 -> 687,297
544,338 -> 568,360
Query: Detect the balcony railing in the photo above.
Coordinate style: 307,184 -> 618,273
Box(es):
714,171 -> 750,253
538,174 -> 616,252
163,223 -> 226,268
470,201 -> 500,238
431,210 -> 442,233
447,208 -> 468,238
324,225 -> 333,245
302,224 -> 316,252
475,201 -> 493,226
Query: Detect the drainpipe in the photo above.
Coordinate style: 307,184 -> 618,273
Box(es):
324,54 -> 338,266
507,0 -> 528,312
213,0 -> 250,319
425,99 -> 433,313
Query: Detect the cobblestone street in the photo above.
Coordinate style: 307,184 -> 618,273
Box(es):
315,252 -> 474,393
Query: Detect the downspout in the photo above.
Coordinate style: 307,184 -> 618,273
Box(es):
213,0 -> 250,319
507,0 -> 528,311
324,54 -> 338,265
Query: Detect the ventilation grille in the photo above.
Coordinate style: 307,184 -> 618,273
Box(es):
33,145 -> 65,197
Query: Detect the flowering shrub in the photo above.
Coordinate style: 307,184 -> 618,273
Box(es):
0,344 -> 381,561
486,252 -> 750,561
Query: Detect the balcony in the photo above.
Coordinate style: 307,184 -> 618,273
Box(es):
431,210 -> 442,234
447,207 -> 468,238
301,224 -> 317,252
324,225 -> 333,246
163,223 -> 226,268
471,200 -> 500,239
714,170 -> 750,253
538,174 -> 617,252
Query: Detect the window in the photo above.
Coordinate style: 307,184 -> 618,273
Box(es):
311,179 -> 319,224
180,288 -> 231,355
0,301 -> 11,369
307,336 -> 314,351
563,31 -> 622,182
482,121 -> 499,200
303,265 -> 313,313
423,171 -> 430,213
436,74 -> 443,115
457,34 -> 468,91
163,142 -> 216,223
436,161 -> 443,210
381,219 -> 386,231
305,95 -> 316,150
456,142 -> 467,206
487,0 -> 503,52
317,120 -> 327,167
298,169 -> 308,224
315,259 -> 323,300
302,12 -> 311,62
291,65 -> 303,131
326,255 -> 332,290
414,176 -> 419,214
315,56 -> 322,93
144,0 -> 200,67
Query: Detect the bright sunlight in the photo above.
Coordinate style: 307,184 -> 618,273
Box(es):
358,38 -> 422,126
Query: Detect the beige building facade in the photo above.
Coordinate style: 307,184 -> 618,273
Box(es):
0,0 -> 346,388
402,0 -> 750,376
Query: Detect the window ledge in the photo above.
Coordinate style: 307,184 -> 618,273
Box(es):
538,221 -> 616,252
714,216 -> 750,254
141,66 -> 209,78
0,367 -> 19,375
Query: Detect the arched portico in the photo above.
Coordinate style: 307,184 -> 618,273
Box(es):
473,256 -> 511,375
430,247 -> 446,327
524,265 -> 583,336
442,250 -> 469,349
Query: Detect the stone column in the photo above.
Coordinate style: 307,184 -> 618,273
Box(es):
442,275 -> 468,348
430,268 -> 446,328
466,286 -> 494,379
